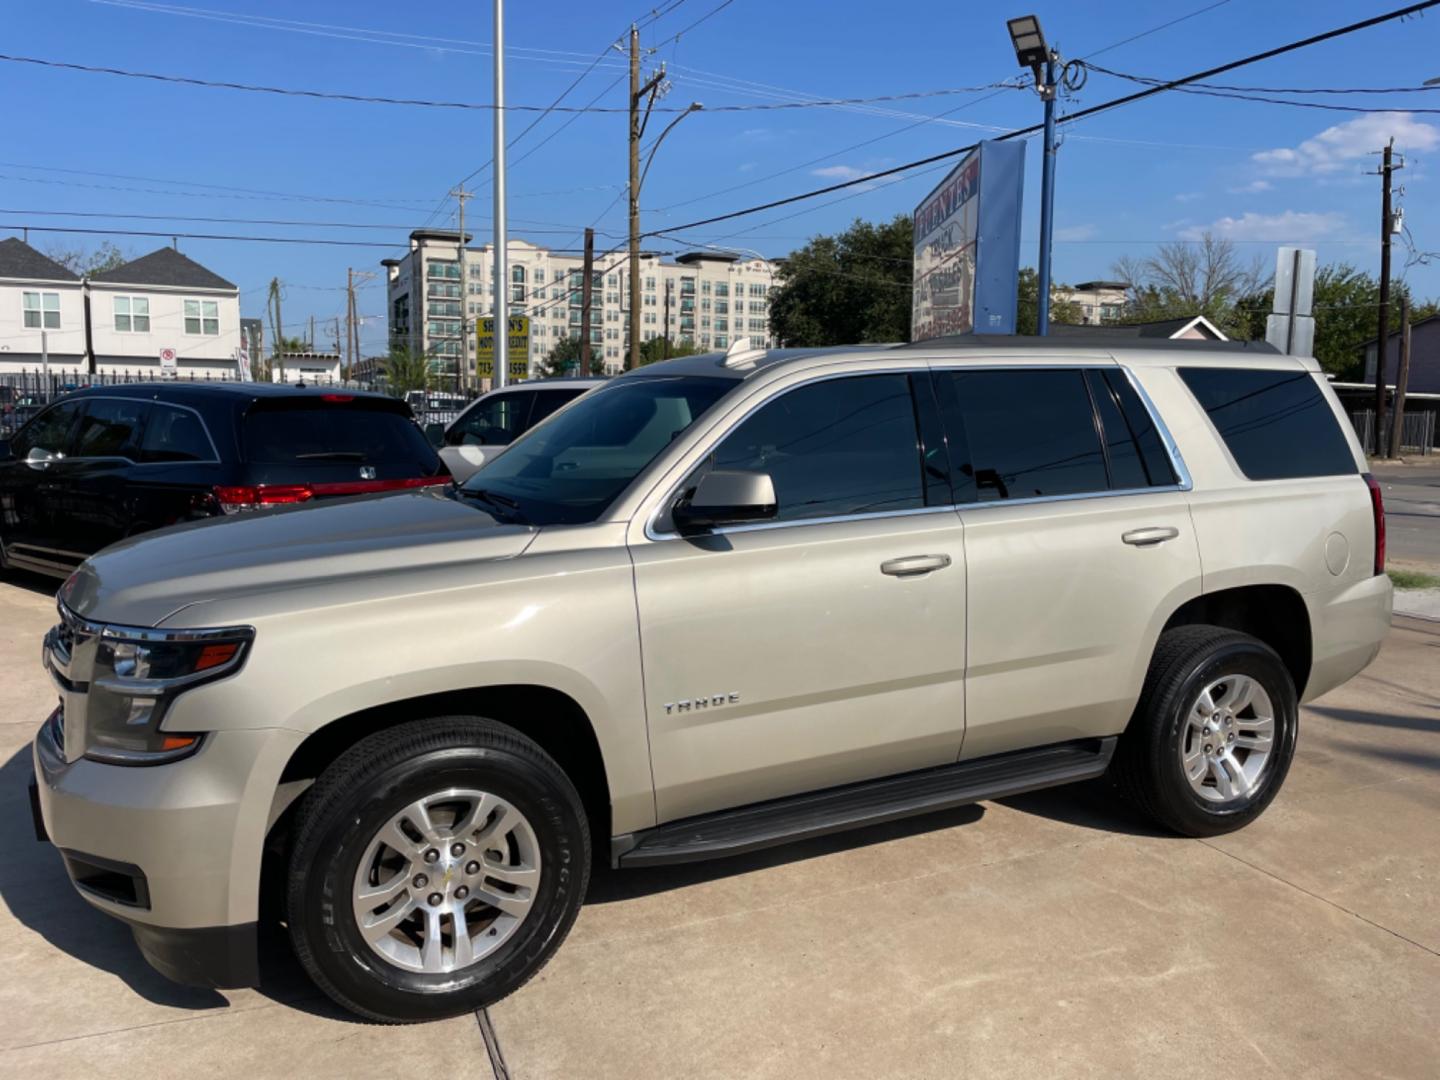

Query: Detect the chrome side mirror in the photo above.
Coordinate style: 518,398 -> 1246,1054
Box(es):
25,447 -> 61,469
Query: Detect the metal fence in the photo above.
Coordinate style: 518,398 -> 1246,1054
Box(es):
1348,409 -> 1437,456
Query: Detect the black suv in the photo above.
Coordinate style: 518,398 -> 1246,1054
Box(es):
0,383 -> 448,577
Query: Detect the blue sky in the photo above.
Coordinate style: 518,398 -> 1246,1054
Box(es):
4,0 -> 1439,353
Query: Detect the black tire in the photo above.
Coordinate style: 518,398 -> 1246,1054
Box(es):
285,716 -> 590,1023
1112,625 -> 1298,837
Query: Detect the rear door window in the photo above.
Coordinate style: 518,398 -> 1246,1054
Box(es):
934,369 -> 1108,501
448,392 -> 536,446
1179,367 -> 1356,480
242,399 -> 437,465
1085,370 -> 1177,489
138,405 -> 215,463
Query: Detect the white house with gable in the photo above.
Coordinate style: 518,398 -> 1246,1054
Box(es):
0,238 -> 87,376
87,247 -> 242,376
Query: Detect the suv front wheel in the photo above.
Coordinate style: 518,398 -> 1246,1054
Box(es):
1114,625 -> 1298,837
286,716 -> 590,1023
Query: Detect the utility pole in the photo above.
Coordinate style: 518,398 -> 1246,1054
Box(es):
628,25 -> 641,372
1389,295 -> 1412,459
345,267 -> 355,381
579,226 -> 595,375
267,277 -> 285,384
627,28 -> 665,371
451,186 -> 473,393
492,0 -> 509,389
308,314 -> 315,350
1371,138 -> 1400,456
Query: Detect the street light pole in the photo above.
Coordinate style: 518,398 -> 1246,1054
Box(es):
1036,52 -> 1058,337
492,0 -> 509,389
1007,15 -> 1060,337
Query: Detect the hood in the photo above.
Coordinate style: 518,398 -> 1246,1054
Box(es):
61,488 -> 537,627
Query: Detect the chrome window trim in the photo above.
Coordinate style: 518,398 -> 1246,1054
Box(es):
642,360 -> 1192,542
65,395 -> 222,466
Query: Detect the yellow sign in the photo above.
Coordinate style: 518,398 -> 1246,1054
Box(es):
475,315 -> 530,380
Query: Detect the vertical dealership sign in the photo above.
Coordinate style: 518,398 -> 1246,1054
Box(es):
911,140 -> 1025,340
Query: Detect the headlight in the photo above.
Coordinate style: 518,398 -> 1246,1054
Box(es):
87,624 -> 254,765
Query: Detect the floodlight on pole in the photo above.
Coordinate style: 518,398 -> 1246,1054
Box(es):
1007,13 -> 1059,336
1007,15 -> 1049,83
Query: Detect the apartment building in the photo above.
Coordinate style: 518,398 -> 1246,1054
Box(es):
383,229 -> 780,382
1053,280 -> 1130,325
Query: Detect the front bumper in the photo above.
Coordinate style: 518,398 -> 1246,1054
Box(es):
31,712 -> 302,988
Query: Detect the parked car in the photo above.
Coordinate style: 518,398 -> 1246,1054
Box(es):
437,377 -> 602,482
0,382 -> 448,577
31,337 -> 1390,1023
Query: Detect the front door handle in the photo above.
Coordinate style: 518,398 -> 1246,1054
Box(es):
1122,526 -> 1180,547
880,554 -> 952,577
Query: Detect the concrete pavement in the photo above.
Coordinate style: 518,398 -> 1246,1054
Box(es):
1,573 -> 1437,1078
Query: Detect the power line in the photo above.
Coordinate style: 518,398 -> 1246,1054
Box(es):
0,207 -> 594,233
0,52 -> 1015,114
1083,61 -> 1440,113
0,223 -> 617,252
652,0 -> 1242,216
87,0 -> 622,66
642,1 -> 1440,239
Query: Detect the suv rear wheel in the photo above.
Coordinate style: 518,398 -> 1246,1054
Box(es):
1113,625 -> 1298,837
285,716 -> 590,1023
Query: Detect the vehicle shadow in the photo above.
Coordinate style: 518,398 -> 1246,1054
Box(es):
0,744 -> 333,1018
0,567 -> 59,599
995,777 -> 1175,838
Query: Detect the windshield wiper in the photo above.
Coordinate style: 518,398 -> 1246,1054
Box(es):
294,451 -> 366,461
461,487 -> 529,524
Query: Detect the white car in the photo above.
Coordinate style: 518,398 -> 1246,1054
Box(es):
438,379 -> 602,482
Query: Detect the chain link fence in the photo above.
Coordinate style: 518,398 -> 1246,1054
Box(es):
1348,409 -> 1437,456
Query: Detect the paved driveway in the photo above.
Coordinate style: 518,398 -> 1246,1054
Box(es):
1,573 -> 1436,1078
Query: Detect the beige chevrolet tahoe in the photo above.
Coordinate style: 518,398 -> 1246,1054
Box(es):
31,336 -> 1391,1023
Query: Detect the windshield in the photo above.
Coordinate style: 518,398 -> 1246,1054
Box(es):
460,375 -> 733,525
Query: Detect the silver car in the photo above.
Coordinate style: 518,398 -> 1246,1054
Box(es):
31,337 -> 1390,1022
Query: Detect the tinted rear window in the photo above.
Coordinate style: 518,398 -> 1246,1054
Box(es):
1179,368 -> 1356,480
935,369 -> 1109,500
242,400 -> 437,465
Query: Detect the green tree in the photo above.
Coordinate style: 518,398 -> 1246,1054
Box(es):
639,336 -> 700,366
44,241 -> 130,276
1110,234 -> 1269,338
536,335 -> 605,378
383,345 -> 434,396
1015,267 -> 1085,335
768,215 -> 913,346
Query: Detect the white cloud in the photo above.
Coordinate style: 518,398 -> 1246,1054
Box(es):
1253,113 -> 1440,177
1174,192 -> 1203,203
1055,224 -> 1097,241
1227,180 -> 1272,194
737,162 -> 757,173
811,165 -> 867,180
1177,210 -> 1346,242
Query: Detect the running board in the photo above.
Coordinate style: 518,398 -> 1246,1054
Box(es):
613,737 -> 1116,868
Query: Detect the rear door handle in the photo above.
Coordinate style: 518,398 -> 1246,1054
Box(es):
1122,526 -> 1179,547
880,554 -> 952,577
